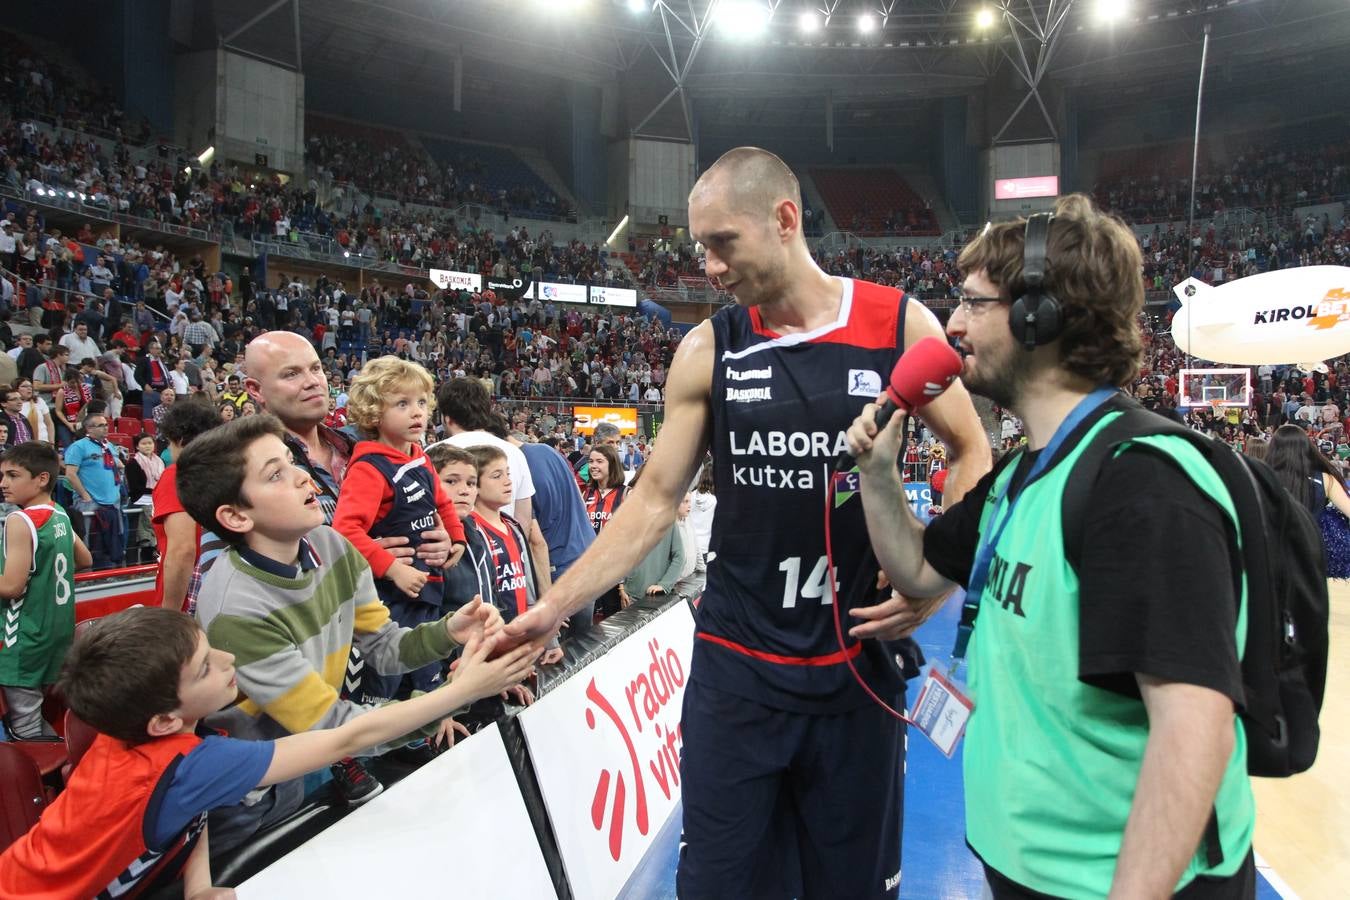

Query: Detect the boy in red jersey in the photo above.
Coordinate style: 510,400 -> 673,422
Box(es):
467,445 -> 562,666
0,606 -> 538,899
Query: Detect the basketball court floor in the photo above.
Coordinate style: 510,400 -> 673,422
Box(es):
618,581 -> 1350,899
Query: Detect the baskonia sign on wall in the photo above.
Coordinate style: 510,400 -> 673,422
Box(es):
428,268 -> 482,292
572,406 -> 639,436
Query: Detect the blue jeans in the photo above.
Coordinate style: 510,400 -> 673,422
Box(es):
207,777 -> 306,859
84,501 -> 126,570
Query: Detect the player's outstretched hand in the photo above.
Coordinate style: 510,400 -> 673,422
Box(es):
452,633 -> 540,700
846,395 -> 907,480
502,599 -> 565,645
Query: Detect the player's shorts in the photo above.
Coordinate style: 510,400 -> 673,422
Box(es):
676,678 -> 905,899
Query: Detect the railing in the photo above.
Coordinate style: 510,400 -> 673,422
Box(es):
0,265 -> 173,322
320,172 -> 579,225
0,184 -> 219,244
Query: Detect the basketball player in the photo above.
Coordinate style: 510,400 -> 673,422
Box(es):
506,147 -> 989,898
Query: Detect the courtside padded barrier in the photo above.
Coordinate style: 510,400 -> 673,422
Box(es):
209,596 -> 687,894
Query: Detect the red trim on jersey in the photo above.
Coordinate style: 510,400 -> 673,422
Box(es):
747,280 -> 903,351
697,631 -> 864,666
20,506 -> 54,530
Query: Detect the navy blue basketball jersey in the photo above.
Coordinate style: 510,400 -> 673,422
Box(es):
471,511 -> 535,622
696,278 -> 911,712
583,484 -> 627,534
358,453 -> 445,608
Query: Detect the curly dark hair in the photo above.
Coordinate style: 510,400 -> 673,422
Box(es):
957,193 -> 1144,388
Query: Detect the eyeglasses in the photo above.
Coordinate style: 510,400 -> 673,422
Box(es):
86,422 -> 108,428
956,293 -> 1007,316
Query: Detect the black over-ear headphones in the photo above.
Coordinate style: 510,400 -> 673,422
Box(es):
1008,213 -> 1062,351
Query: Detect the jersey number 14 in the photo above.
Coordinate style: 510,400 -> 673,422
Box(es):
778,556 -> 837,609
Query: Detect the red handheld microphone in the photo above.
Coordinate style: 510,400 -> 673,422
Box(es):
834,336 -> 963,471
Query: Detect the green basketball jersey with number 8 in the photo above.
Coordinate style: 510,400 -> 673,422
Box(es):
0,505 -> 77,688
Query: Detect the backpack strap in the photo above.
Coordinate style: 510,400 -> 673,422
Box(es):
1062,397 -> 1194,575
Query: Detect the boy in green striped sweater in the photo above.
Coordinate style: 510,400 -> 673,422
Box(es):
176,414 -> 520,857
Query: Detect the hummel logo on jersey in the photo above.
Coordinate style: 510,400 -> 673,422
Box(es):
401,478 -> 426,505
726,386 -> 772,403
726,365 -> 772,381
848,369 -> 882,397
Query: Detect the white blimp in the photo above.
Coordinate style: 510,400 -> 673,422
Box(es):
1170,265 -> 1350,372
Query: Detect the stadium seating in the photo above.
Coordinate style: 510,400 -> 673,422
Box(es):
420,136 -> 565,219
809,168 -> 940,236
0,744 -> 49,853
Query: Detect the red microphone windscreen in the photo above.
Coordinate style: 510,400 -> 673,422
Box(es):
885,336 -> 964,412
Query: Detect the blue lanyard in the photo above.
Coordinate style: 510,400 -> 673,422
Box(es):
950,387 -> 1118,662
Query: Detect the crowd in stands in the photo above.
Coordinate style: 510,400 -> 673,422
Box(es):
0,31 -> 152,145
1093,137 -> 1350,224
306,118 -> 570,221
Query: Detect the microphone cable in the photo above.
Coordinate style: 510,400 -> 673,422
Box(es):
824,410 -> 916,726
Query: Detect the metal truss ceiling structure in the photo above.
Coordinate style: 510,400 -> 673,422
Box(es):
204,0 -> 1350,142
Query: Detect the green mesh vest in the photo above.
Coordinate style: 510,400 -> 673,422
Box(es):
963,411 -> 1254,897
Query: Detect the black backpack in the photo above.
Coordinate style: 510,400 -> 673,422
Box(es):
1062,397 -> 1329,777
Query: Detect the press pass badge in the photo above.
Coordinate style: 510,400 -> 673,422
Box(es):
911,664 -> 973,758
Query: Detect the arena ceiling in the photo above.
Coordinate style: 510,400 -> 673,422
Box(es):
196,0 -> 1350,141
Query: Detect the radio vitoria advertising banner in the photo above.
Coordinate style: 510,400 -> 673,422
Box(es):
518,603 -> 696,900
572,406 -> 639,436
428,268 -> 482,293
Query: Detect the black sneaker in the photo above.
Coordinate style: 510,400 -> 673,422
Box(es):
330,757 -> 383,806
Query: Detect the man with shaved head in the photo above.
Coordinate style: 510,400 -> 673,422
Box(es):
507,147 -> 990,898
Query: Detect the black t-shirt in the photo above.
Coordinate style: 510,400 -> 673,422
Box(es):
924,445 -> 1243,705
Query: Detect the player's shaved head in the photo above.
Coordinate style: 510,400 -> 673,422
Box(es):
691,147 -> 801,219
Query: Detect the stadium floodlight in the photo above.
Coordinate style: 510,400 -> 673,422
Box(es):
799,10 -> 821,32
976,8 -> 996,29
196,145 -> 215,167
717,0 -> 772,38
1094,0 -> 1127,23
857,12 -> 876,33
66,191 -> 76,199
626,0 -> 646,12
607,214 -> 630,246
